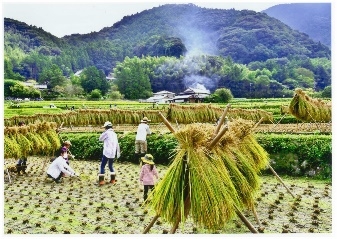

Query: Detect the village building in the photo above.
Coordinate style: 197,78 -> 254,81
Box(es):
169,87 -> 210,103
144,90 -> 175,103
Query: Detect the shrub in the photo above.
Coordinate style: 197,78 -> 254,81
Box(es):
60,132 -> 331,179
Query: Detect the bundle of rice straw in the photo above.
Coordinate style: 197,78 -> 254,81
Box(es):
148,119 -> 269,231
289,88 -> 331,122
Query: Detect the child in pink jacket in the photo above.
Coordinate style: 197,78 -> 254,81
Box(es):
139,154 -> 159,201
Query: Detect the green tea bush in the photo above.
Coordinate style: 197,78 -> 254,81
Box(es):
60,132 -> 332,179
257,133 -> 332,179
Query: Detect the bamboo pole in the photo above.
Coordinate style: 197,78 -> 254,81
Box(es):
268,165 -> 295,198
214,104 -> 231,136
158,112 -> 176,133
208,126 -> 229,150
251,118 -> 295,198
234,205 -> 259,233
272,114 -> 286,129
143,214 -> 160,234
169,219 -> 181,234
252,117 -> 264,131
251,204 -> 262,227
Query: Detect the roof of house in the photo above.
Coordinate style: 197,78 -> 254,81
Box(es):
153,90 -> 175,95
182,87 -> 210,95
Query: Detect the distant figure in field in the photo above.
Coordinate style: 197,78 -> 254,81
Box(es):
134,117 -> 151,163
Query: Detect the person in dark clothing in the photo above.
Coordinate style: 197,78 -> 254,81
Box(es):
16,121 -> 28,175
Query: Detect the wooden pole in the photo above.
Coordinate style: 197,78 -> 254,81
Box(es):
208,126 -> 228,150
143,214 -> 160,234
251,204 -> 262,227
252,117 -> 264,131
158,112 -> 176,133
250,120 -> 295,198
234,205 -> 259,233
214,104 -> 231,136
169,219 -> 181,234
268,165 -> 295,198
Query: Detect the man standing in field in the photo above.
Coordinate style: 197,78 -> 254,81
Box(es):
98,121 -> 120,186
134,117 -> 151,163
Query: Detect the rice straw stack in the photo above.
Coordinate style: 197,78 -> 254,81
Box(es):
4,122 -> 61,159
289,88 -> 331,122
149,119 -> 269,231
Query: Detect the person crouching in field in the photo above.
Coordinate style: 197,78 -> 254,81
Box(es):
98,121 -> 121,186
61,140 -> 74,165
139,154 -> 158,201
47,147 -> 78,183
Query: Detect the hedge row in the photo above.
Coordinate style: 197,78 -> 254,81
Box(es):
61,132 -> 332,180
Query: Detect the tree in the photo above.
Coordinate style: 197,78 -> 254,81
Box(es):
114,57 -> 152,99
213,88 -> 233,103
9,82 -> 41,98
321,86 -> 331,98
80,66 -> 109,95
89,89 -> 102,100
39,64 -> 66,89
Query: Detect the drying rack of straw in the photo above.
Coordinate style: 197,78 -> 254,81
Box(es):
142,105 -> 295,234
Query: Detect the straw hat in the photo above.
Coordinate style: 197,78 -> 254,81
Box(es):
141,117 -> 151,123
64,140 -> 72,146
141,154 -> 154,165
102,121 -> 113,128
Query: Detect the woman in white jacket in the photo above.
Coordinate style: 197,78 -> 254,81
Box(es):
47,147 -> 77,183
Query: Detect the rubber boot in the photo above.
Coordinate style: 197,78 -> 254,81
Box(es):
98,174 -> 105,186
134,153 -> 141,164
16,165 -> 22,176
110,172 -> 116,184
21,165 -> 27,175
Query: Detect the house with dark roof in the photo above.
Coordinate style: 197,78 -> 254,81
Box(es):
169,87 -> 210,103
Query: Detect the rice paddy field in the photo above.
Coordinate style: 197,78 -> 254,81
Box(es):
4,158 -> 332,234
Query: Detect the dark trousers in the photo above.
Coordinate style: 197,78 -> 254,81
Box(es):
144,185 -> 154,201
47,172 -> 62,181
100,155 -> 114,174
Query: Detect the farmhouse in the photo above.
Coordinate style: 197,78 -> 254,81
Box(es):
169,87 -> 210,103
144,90 -> 175,103
23,82 -> 48,90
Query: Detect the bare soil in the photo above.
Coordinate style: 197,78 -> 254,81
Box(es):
4,157 -> 332,234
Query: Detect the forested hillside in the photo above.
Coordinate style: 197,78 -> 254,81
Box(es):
4,3 -> 331,99
263,3 -> 331,47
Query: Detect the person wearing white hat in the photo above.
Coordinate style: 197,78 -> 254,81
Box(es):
134,116 -> 151,163
98,121 -> 121,186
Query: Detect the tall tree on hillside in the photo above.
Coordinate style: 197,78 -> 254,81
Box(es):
114,57 -> 152,99
80,66 -> 110,95
39,64 -> 66,89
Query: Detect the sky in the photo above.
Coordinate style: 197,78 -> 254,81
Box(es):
1,0 -> 292,38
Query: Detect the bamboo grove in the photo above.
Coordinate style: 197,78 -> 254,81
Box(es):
4,104 -> 273,127
4,122 -> 61,159
288,88 -> 331,122
148,118 -> 269,232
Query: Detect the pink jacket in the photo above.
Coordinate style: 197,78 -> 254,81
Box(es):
139,164 -> 159,185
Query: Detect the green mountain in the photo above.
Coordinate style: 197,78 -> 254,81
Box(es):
263,3 -> 331,48
4,3 -> 331,97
